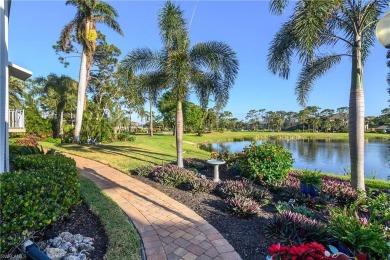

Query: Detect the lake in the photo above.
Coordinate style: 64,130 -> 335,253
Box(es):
199,139 -> 390,180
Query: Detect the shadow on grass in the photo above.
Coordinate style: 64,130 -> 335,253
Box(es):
58,143 -> 176,166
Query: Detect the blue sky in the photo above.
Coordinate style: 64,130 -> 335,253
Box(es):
8,0 -> 390,120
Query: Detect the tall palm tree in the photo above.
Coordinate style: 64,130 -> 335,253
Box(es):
59,0 -> 123,143
36,74 -> 78,138
121,1 -> 239,167
268,0 -> 387,190
137,73 -> 164,136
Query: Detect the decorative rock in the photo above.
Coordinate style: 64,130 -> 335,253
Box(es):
73,234 -> 83,243
45,248 -> 67,260
51,237 -> 63,248
58,242 -> 69,251
81,237 -> 92,243
39,232 -> 95,260
78,243 -> 94,252
62,255 -> 79,260
68,246 -> 77,254
60,232 -> 73,242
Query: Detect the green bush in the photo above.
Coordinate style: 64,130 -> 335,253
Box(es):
237,143 -> 294,185
326,202 -> 390,259
298,170 -> 322,187
0,154 -> 80,253
117,132 -> 136,142
42,137 -> 62,144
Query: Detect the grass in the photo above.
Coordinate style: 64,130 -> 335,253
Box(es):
40,131 -> 389,188
79,176 -> 142,260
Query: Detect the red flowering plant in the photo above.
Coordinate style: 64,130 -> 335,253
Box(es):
268,242 -> 329,260
267,242 -> 368,260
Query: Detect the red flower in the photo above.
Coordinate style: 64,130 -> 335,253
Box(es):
266,156 -> 271,161
258,173 -> 263,179
268,243 -> 289,256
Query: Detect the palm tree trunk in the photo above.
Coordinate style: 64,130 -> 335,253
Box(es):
149,97 -> 153,137
176,100 -> 184,167
56,106 -> 64,138
73,49 -> 88,143
349,37 -> 365,191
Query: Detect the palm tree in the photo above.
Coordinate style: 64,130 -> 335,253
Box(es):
59,0 -> 123,143
36,74 -> 78,138
121,1 -> 238,167
268,0 -> 387,190
137,74 -> 164,137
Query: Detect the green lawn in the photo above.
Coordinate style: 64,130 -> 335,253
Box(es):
40,131 -> 389,187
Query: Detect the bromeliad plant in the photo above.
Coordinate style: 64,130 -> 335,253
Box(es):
236,143 -> 294,185
218,179 -> 271,205
225,194 -> 260,218
151,164 -> 197,187
265,211 -> 324,244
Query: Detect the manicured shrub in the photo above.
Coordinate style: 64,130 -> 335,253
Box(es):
326,203 -> 390,259
151,164 -> 197,187
265,211 -> 324,244
219,179 -> 271,205
190,179 -> 218,193
0,154 -> 80,253
236,143 -> 294,185
225,195 -> 259,218
42,137 -> 62,144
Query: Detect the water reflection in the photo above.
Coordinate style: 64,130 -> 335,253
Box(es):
200,139 -> 390,180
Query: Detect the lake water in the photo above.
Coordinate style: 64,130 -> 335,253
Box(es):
200,139 -> 390,180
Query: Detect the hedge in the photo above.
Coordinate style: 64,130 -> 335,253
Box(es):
0,153 -> 80,253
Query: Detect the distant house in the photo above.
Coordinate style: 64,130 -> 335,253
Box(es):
329,113 -> 348,126
368,125 -> 390,133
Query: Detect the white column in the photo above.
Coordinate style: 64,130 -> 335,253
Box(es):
0,0 -> 9,173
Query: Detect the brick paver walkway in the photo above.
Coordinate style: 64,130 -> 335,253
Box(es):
67,154 -> 241,260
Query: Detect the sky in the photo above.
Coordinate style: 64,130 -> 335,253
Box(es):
7,0 -> 390,121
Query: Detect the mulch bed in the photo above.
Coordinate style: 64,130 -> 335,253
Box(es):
131,160 -> 279,260
33,203 -> 108,260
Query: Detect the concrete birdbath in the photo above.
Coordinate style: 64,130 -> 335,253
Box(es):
207,159 -> 226,182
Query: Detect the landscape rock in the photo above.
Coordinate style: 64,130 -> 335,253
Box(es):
38,232 -> 95,260
45,248 -> 67,260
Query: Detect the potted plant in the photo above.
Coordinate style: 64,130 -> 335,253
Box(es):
298,170 -> 322,197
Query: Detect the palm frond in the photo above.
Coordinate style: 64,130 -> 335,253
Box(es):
267,20 -> 296,79
269,0 -> 289,15
159,1 -> 188,51
291,0 -> 342,60
121,48 -> 164,72
296,54 -> 342,106
190,41 -> 239,88
94,15 -> 123,35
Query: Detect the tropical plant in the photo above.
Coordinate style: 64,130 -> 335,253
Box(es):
326,202 -> 390,259
268,0 -> 388,190
236,143 -> 294,185
225,194 -> 260,218
36,74 -> 77,138
58,0 -> 123,143
121,1 -> 239,167
265,211 -> 324,244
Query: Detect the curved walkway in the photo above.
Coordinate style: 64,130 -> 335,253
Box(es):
66,154 -> 241,260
